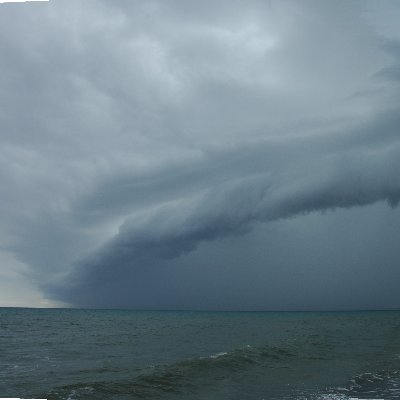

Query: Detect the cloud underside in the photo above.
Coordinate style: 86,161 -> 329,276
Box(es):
48,117 -> 400,306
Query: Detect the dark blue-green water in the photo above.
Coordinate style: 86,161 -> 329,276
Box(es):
1,309 -> 400,400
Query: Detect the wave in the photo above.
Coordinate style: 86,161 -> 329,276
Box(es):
309,370 -> 400,400
42,343 -> 400,399
43,343 -> 302,399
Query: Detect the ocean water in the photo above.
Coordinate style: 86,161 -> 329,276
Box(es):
1,309 -> 400,400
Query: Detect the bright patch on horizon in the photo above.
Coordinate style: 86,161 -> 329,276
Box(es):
0,0 -> 48,3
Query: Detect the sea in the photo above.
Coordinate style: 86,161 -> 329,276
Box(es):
1,309 -> 400,400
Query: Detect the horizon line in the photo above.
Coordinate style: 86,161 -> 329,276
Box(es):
1,306 -> 400,313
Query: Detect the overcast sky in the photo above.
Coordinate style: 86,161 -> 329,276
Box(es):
1,0 -> 400,310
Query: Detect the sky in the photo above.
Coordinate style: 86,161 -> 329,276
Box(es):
0,0 -> 400,310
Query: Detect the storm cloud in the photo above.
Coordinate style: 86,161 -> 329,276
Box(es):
1,0 -> 400,309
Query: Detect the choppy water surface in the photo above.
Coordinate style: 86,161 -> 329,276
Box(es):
1,309 -> 400,399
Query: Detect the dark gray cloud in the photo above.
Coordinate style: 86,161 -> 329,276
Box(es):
47,118 -> 400,306
1,0 -> 400,308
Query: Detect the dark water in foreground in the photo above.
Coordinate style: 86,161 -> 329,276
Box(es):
1,309 -> 400,399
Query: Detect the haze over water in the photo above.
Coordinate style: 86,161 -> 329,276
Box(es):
1,308 -> 400,400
